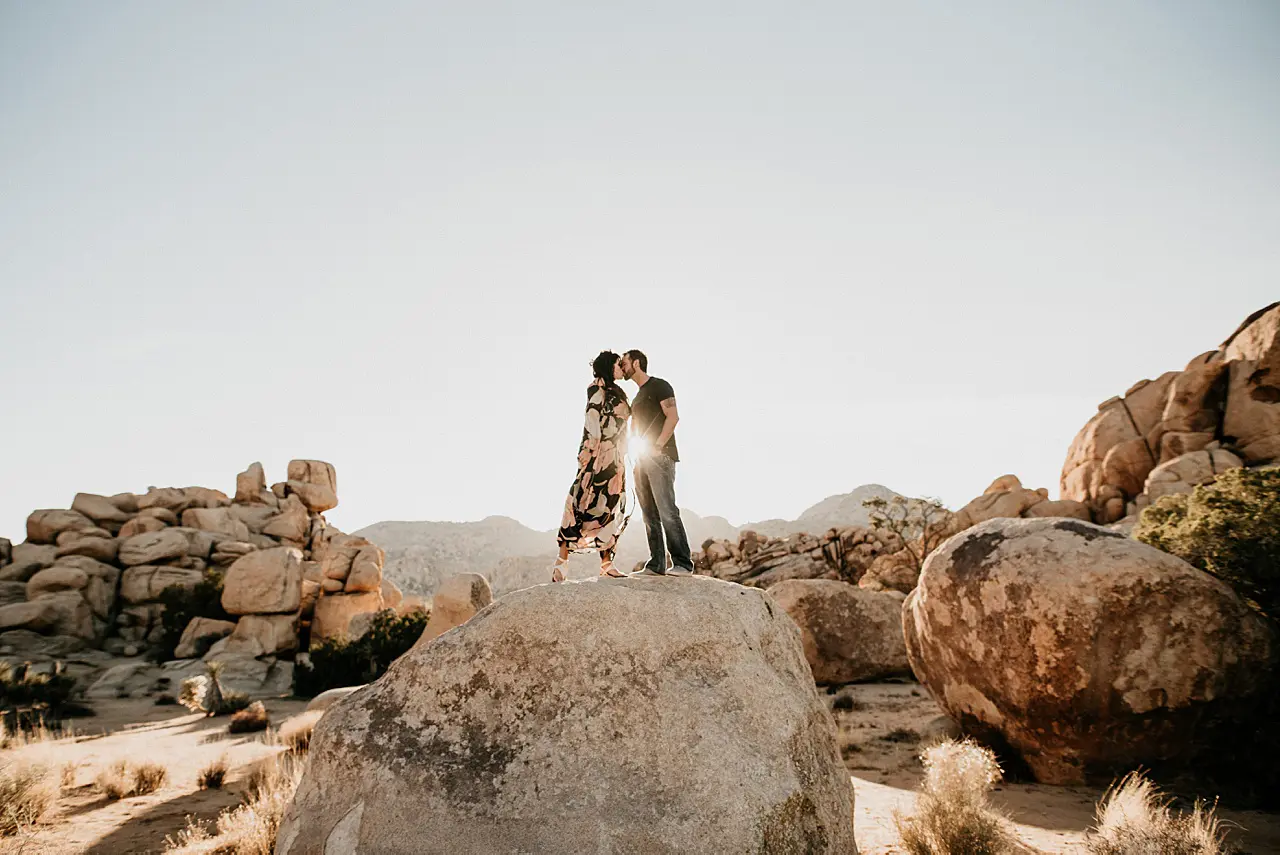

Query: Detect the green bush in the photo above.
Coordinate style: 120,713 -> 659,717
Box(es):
1135,467 -> 1280,622
1137,466 -> 1280,807
293,611 -> 428,697
153,569 -> 231,661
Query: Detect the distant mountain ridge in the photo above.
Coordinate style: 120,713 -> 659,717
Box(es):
355,484 -> 905,598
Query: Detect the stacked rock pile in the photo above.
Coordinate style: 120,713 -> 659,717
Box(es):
0,460 -> 411,699
1061,301 -> 1280,523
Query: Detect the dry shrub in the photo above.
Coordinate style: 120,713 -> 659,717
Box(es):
198,755 -> 229,790
0,760 -> 58,836
94,760 -> 132,800
164,751 -> 304,855
60,761 -> 78,789
276,711 -> 322,754
228,701 -> 269,734
133,761 -> 168,795
894,738 -> 1017,855
95,759 -> 169,799
1086,772 -> 1234,855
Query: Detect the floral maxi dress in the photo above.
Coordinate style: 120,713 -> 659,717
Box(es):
558,380 -> 631,553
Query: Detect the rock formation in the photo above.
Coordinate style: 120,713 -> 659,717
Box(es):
696,526 -> 903,588
1062,302 -> 1280,522
0,459 -> 389,700
695,474 -> 1093,597
279,576 -> 857,854
903,517 -> 1275,784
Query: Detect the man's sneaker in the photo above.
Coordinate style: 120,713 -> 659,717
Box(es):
639,568 -> 667,576
667,567 -> 694,576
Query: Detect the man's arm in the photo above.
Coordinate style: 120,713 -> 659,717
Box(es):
653,397 -> 679,451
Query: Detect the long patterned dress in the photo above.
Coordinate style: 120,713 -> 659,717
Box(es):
558,379 -> 631,553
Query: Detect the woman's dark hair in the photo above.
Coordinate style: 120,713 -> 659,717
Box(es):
592,351 -> 623,391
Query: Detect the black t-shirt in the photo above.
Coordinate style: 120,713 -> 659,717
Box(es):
632,376 -> 679,462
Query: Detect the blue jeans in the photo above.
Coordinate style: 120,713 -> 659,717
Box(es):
634,453 -> 692,573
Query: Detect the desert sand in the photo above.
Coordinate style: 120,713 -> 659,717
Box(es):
3,686 -> 1278,854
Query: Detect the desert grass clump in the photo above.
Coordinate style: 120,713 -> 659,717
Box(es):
276,711 -> 322,754
1085,772 -> 1234,855
94,760 -> 132,800
894,738 -> 1017,855
94,759 -> 169,799
165,752 -> 304,855
0,760 -> 58,836
132,761 -> 169,795
197,754 -> 229,790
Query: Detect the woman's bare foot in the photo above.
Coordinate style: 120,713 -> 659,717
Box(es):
551,557 -> 568,583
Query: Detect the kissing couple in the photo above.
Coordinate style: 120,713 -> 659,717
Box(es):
550,349 -> 694,582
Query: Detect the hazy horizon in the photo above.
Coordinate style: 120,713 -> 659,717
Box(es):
2,2 -> 1277,543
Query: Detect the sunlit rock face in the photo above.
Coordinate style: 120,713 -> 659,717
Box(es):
278,575 -> 858,855
904,517 -> 1275,785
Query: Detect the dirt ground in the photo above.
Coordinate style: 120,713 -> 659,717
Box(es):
832,683 -> 1280,855
1,698 -> 309,855
2,687 -> 1278,854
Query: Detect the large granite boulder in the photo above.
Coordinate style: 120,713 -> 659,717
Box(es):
54,529 -> 119,562
119,565 -> 203,604
118,529 -> 190,566
53,556 -> 120,619
0,543 -> 58,582
1156,359 -> 1231,463
26,509 -> 97,544
287,459 -> 337,493
1061,374 -> 1178,522
118,514 -> 168,539
284,480 -> 339,513
310,591 -> 384,646
235,462 -> 268,504
174,616 -> 236,659
0,592 -> 94,639
904,517 -> 1275,784
278,576 -> 856,855
262,495 -> 310,543
1143,446 -> 1244,502
1221,302 -> 1280,463
769,579 -> 910,684
181,507 -> 251,540
222,547 -> 303,615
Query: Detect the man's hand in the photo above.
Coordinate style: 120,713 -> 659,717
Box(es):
653,397 -> 679,452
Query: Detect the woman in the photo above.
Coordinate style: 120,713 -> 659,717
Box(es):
552,351 -> 632,581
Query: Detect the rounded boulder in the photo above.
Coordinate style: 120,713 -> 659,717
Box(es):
279,576 -> 856,855
769,579 -> 910,684
904,517 -> 1275,784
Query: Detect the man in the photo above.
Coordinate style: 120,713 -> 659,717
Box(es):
621,349 -> 693,576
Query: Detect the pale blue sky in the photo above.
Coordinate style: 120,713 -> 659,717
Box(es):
1,1 -> 1277,540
